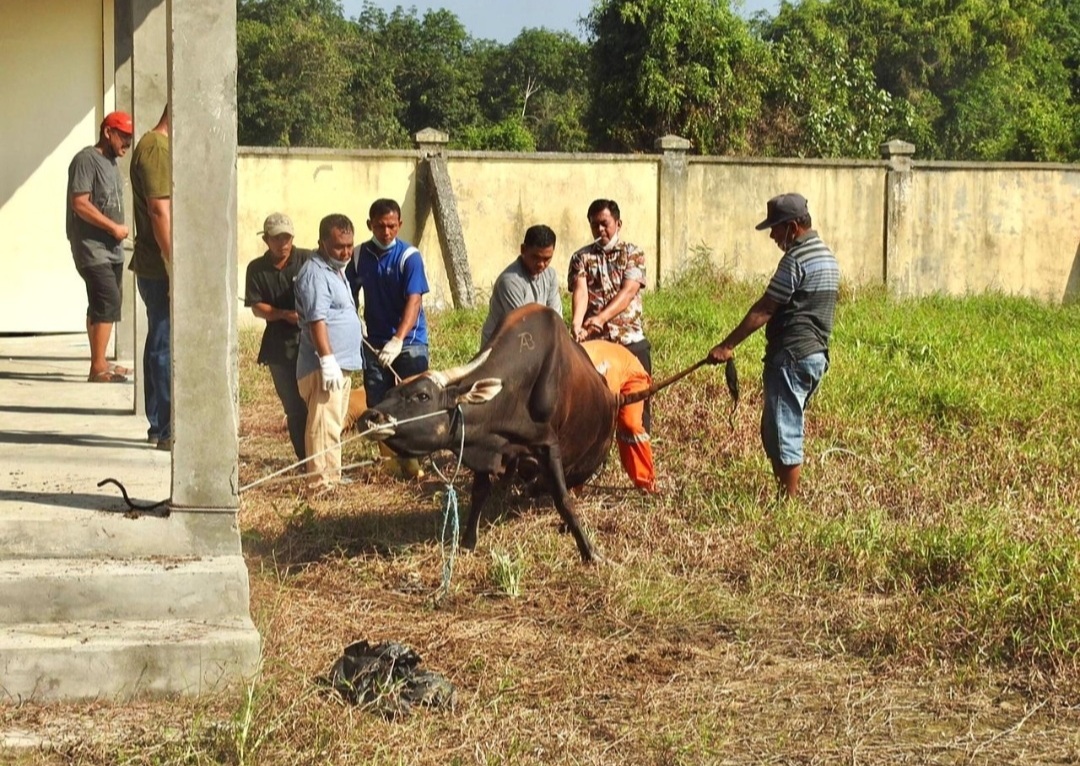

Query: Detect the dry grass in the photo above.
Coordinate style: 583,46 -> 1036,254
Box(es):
5,264 -> 1080,764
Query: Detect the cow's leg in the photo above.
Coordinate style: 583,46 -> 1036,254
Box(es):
539,443 -> 594,562
462,472 -> 494,551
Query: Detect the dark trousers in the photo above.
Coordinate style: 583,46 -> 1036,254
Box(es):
363,343 -> 429,406
137,276 -> 171,440
268,362 -> 307,462
625,338 -> 653,432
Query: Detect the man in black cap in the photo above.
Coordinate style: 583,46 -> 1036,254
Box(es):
706,193 -> 840,499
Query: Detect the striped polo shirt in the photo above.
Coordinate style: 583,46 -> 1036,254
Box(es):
763,230 -> 840,362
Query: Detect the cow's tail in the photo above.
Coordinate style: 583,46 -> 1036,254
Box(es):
619,358 -> 740,418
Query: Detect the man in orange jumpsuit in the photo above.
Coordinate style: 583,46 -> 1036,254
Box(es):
581,340 -> 657,494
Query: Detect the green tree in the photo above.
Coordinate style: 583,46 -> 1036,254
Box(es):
455,117 -> 538,152
362,7 -> 484,135
754,20 -> 892,157
237,0 -> 359,147
764,0 -> 1078,161
475,29 -> 590,151
585,0 -> 772,154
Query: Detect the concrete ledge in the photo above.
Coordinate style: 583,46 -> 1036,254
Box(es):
0,556 -> 251,624
0,618 -> 261,702
0,508 -> 242,559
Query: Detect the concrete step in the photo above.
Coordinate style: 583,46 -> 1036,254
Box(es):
0,556 -> 252,624
0,507 -> 242,560
0,618 -> 262,701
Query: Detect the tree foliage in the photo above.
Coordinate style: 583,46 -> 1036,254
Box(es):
235,0 -> 1078,161
763,0 -> 1078,160
585,0 -> 771,153
237,0 -> 358,147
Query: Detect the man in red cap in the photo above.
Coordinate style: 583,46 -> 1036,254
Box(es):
706,193 -> 840,499
66,110 -> 134,383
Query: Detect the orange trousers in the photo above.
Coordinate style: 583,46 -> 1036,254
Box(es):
581,340 -> 657,492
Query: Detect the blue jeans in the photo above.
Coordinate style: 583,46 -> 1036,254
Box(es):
761,351 -> 828,467
137,276 -> 171,440
363,343 -> 429,406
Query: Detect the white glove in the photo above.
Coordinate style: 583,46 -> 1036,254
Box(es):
378,337 -> 403,368
319,354 -> 345,391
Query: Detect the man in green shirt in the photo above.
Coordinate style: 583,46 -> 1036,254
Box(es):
129,105 -> 172,450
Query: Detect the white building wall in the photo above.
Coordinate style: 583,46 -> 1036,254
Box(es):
0,1 -> 108,332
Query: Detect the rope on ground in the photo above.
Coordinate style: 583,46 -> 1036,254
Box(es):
429,406 -> 466,601
99,409 -> 449,509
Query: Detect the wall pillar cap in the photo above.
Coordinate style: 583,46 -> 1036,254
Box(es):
415,128 -> 449,154
655,134 -> 692,153
880,139 -> 915,159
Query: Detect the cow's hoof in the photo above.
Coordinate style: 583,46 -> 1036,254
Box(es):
460,536 -> 477,551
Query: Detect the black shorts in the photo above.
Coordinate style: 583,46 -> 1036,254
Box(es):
76,262 -> 124,323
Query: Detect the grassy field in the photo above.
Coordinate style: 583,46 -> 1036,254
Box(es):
5,260 -> 1080,764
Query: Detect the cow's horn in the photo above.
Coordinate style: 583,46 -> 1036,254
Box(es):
429,348 -> 492,387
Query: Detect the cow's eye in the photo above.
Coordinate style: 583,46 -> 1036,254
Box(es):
416,392 -> 430,402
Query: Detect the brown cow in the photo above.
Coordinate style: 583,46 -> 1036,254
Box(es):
358,304 -> 735,561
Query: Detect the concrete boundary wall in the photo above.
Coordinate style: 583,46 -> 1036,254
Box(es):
234,140 -> 1080,328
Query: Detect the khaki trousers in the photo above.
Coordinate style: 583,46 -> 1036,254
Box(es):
298,370 -> 351,485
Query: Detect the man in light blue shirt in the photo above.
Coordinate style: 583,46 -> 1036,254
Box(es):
295,213 -> 363,487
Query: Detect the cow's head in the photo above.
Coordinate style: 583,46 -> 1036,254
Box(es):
357,350 -> 503,457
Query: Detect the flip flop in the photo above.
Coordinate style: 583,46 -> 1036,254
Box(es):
88,370 -> 128,383
109,364 -> 133,376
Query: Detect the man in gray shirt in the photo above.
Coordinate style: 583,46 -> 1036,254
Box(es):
66,111 -> 134,383
480,224 -> 563,347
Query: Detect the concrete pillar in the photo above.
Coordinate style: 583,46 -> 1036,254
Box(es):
129,0 -> 169,417
168,0 -> 240,511
655,134 -> 692,288
415,128 -> 475,308
113,0 -> 136,374
881,139 -> 916,295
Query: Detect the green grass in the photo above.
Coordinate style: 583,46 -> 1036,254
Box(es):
10,261 -> 1080,764
422,256 -> 1080,669
420,256 -> 1080,669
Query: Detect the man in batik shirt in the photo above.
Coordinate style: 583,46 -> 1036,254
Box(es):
568,198 -> 652,429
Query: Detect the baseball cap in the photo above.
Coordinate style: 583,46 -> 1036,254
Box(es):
755,193 -> 809,230
102,111 -> 134,135
259,212 -> 294,237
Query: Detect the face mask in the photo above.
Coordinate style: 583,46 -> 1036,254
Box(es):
602,233 -> 620,252
320,250 -> 350,271
371,236 -> 395,252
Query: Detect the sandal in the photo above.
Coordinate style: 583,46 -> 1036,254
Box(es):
88,370 -> 128,383
109,364 -> 133,376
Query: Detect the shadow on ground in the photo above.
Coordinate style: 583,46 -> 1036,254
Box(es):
0,488 -> 166,513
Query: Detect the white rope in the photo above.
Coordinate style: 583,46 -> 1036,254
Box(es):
361,336 -> 403,386
238,409 -> 445,493
430,405 -> 467,600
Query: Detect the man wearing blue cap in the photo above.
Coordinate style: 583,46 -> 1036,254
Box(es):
706,193 -> 840,499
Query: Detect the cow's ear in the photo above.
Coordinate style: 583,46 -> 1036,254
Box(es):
457,378 -> 503,405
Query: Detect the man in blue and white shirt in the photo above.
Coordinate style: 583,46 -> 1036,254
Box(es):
346,198 -> 430,479
295,213 -> 363,488
707,193 -> 840,499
